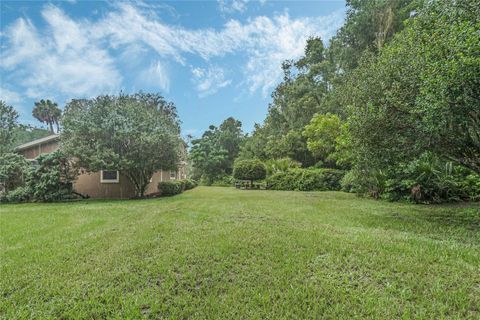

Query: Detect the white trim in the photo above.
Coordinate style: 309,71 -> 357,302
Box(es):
100,170 -> 119,183
170,170 -> 176,180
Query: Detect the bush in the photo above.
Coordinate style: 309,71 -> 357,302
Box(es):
0,186 -> 31,204
210,175 -> 234,187
266,168 -> 345,191
183,179 -> 198,190
25,150 -> 78,202
0,153 -> 29,193
233,159 -> 266,184
392,156 -> 480,203
264,158 -> 301,176
158,180 -> 184,196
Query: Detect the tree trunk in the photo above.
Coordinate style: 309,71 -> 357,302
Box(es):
125,170 -> 153,198
49,121 -> 54,133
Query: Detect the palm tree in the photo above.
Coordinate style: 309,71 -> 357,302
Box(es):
32,99 -> 61,133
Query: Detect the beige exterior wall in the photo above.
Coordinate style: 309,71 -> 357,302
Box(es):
21,140 -> 59,159
73,171 -> 136,199
17,138 -> 188,199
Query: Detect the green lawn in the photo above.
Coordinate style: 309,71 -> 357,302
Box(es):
1,187 -> 479,319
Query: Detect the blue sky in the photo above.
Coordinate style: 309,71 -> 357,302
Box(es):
1,0 -> 345,138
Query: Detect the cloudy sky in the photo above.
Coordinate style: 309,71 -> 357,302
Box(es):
1,0 -> 345,137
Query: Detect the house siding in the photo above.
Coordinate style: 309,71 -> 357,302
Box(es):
20,140 -> 59,159
16,136 -> 187,199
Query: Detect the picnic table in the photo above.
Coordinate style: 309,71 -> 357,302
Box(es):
234,180 -> 266,190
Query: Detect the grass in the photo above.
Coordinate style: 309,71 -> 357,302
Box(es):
1,187 -> 479,319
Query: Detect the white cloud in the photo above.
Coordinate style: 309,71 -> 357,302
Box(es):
1,3 -> 344,101
191,66 -> 232,97
0,5 -> 121,100
137,61 -> 170,92
93,3 -> 344,95
218,0 -> 249,13
217,0 -> 267,14
0,87 -> 22,105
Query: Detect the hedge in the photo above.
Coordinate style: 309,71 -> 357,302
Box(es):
158,179 -> 197,196
266,168 -> 345,191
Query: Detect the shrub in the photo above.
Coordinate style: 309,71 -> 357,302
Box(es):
210,175 -> 234,187
0,153 -> 29,193
380,152 -> 480,203
264,158 -> 301,176
25,150 -> 78,202
233,159 -> 266,185
158,180 -> 184,196
0,186 -> 31,204
183,179 -> 198,190
266,168 -> 345,191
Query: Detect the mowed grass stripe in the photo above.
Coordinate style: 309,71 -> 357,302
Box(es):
1,187 -> 479,319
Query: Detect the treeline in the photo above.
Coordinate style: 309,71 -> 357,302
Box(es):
190,0 -> 480,203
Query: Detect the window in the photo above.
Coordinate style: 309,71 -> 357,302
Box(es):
170,170 -> 177,180
101,170 -> 119,183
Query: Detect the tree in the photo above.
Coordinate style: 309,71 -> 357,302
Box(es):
233,159 -> 266,187
346,0 -> 480,175
62,93 -> 181,197
0,100 -> 19,154
217,117 -> 244,171
303,113 -> 342,161
238,38 -> 331,166
190,126 -> 229,184
32,99 -> 62,133
190,117 -> 245,183
12,125 -> 52,146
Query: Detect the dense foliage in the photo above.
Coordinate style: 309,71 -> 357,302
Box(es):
190,117 -> 244,184
158,179 -> 197,196
62,93 -> 181,197
32,99 -> 62,133
0,150 -> 78,203
233,159 -> 267,185
0,153 -> 28,193
266,168 -> 345,191
0,100 -> 19,154
264,158 -> 301,176
233,0 -> 479,202
26,150 -> 78,202
12,125 -> 52,146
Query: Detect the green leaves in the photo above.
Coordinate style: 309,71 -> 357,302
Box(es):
0,100 -> 19,154
62,93 -> 181,197
32,99 -> 61,133
190,117 -> 244,184
233,159 -> 266,182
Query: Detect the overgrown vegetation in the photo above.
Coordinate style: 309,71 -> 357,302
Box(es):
190,0 -> 479,203
0,150 -> 78,203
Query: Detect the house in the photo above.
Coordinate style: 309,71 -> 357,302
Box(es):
15,135 -> 187,199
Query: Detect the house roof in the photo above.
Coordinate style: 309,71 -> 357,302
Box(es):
15,134 -> 60,151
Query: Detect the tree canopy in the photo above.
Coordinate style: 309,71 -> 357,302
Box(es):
190,117 -> 245,184
32,99 -> 62,133
0,100 -> 19,154
62,92 -> 182,197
